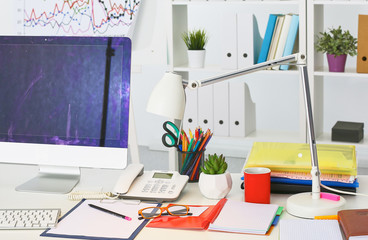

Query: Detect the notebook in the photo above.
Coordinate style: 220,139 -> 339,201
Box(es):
338,209 -> 368,240
208,199 -> 279,235
280,219 -> 343,240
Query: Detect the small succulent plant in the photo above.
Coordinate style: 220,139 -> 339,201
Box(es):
200,153 -> 228,175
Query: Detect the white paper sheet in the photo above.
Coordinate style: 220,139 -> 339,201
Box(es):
43,199 -> 158,239
280,219 -> 343,240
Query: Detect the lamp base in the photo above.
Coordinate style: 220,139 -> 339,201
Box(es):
286,192 -> 346,219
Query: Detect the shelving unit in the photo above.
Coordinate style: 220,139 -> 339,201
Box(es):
167,0 -> 307,157
307,1 -> 368,167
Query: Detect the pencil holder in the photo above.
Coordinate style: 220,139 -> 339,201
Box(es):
177,149 -> 205,182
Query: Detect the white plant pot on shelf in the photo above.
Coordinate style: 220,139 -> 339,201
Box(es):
198,172 -> 232,199
187,50 -> 206,68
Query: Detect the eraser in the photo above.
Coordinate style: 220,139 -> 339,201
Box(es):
320,192 -> 340,201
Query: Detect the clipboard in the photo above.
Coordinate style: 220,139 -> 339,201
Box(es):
41,199 -> 160,240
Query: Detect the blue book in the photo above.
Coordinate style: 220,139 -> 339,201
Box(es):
257,14 -> 278,63
280,14 -> 299,70
270,177 -> 359,188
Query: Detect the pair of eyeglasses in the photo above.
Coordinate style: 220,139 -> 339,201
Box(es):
138,204 -> 192,220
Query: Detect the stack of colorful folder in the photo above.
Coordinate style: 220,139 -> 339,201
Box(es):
243,142 -> 358,194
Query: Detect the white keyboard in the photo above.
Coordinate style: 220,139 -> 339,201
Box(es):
0,208 -> 60,230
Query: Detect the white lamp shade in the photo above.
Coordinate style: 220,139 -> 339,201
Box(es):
146,72 -> 186,120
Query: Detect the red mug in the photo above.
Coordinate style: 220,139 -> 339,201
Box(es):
244,167 -> 271,204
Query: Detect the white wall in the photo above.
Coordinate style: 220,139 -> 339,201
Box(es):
0,0 -> 364,152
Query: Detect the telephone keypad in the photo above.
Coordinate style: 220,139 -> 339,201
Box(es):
142,180 -> 174,194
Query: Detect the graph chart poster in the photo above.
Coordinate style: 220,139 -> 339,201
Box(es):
17,0 -> 140,36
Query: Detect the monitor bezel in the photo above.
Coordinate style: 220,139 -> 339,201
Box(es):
0,36 -> 131,171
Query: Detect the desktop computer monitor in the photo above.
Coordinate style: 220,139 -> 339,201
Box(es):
0,36 -> 132,194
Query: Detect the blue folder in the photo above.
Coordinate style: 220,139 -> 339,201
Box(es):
280,15 -> 299,70
257,14 -> 278,63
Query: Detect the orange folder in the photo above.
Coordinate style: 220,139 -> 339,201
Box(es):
357,15 -> 368,73
146,198 -> 227,230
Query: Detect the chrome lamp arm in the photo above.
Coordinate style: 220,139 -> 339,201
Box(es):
147,53 -> 346,218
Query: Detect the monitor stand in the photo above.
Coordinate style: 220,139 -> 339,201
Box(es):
15,165 -> 80,194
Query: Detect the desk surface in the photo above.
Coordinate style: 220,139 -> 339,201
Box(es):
1,164 -> 367,240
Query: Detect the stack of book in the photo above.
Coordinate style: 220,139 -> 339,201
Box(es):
338,209 -> 368,239
257,13 -> 299,70
243,142 -> 358,194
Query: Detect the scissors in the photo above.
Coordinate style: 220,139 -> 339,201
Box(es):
161,121 -> 181,150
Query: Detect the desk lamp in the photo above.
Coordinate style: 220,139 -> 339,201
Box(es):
146,53 -> 346,219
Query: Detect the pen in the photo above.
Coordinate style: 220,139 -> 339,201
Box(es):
88,204 -> 132,221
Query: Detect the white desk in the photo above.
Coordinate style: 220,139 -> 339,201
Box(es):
1,163 -> 367,240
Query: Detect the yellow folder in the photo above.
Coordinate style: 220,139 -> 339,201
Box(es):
244,142 -> 356,175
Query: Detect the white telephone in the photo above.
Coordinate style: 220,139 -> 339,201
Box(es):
112,164 -> 189,202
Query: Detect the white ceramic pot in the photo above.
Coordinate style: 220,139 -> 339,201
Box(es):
187,50 -> 206,68
198,172 -> 232,199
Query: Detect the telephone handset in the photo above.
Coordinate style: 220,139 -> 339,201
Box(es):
113,164 -> 189,202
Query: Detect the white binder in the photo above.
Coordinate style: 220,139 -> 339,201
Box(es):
198,85 -> 214,131
213,82 -> 229,137
222,12 -> 238,69
229,82 -> 256,137
183,87 -> 198,132
272,14 -> 292,70
237,13 -> 254,69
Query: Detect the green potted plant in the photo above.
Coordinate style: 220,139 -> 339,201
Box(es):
315,26 -> 357,72
181,28 -> 208,68
198,153 -> 232,199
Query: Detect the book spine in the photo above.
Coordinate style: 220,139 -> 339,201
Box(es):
257,14 -> 278,63
280,14 -> 299,70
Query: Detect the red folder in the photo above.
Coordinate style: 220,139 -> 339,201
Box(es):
146,198 -> 227,230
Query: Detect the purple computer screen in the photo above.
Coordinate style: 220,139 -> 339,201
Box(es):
0,36 -> 131,148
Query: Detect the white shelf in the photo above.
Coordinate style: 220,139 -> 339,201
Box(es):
314,67 -> 368,78
168,0 -> 307,156
173,65 -> 301,75
316,132 -> 368,146
313,1 -> 368,6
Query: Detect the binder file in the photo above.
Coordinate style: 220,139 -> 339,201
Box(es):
237,13 -> 254,69
229,82 -> 255,137
257,14 -> 278,63
222,12 -> 238,69
357,15 -> 368,73
272,14 -> 292,70
198,85 -> 214,131
183,87 -> 198,132
213,82 -> 229,137
267,15 -> 285,62
280,14 -> 299,70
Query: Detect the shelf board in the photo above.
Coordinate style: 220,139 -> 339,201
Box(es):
173,64 -> 300,75
313,1 -> 368,6
316,132 -> 368,147
172,0 -> 300,6
314,67 -> 368,78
